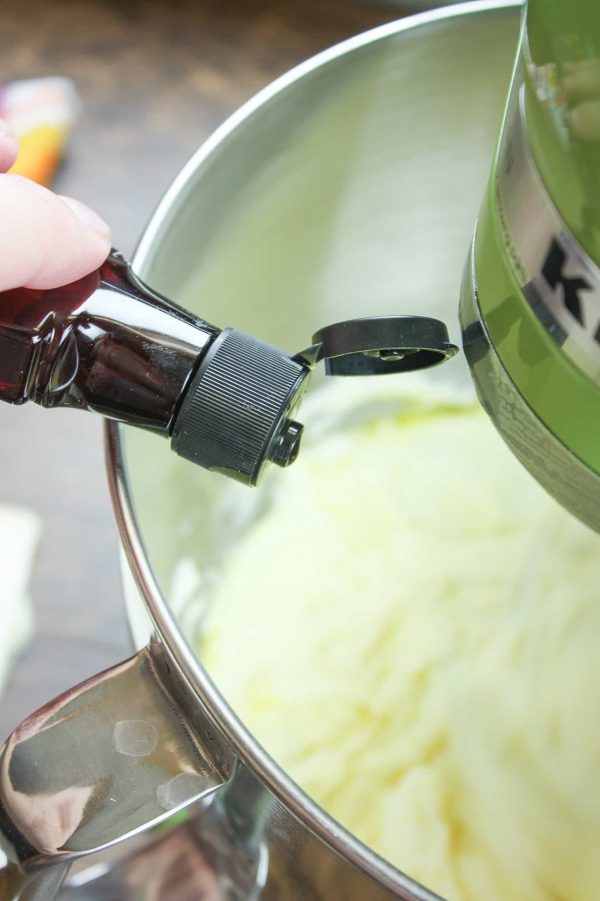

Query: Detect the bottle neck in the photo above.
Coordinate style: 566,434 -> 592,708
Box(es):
0,252 -> 218,432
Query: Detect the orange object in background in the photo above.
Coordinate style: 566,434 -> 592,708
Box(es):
0,77 -> 79,185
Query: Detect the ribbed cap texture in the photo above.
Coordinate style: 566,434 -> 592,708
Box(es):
172,329 -> 305,484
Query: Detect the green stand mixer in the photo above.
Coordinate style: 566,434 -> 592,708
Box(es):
462,0 -> 600,532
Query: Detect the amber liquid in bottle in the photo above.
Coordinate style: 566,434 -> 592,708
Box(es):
0,253 -> 216,433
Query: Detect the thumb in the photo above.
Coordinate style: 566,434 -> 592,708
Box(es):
0,174 -> 111,291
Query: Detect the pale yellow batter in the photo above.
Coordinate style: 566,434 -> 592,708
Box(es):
197,382 -> 600,900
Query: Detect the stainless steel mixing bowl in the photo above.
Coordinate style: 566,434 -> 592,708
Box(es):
0,3 -> 521,897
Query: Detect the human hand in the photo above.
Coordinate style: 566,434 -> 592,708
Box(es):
0,119 -> 111,292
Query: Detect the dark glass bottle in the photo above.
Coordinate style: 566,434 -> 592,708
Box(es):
0,251 -> 217,433
0,251 -> 309,485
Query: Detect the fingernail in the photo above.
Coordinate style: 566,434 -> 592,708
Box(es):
61,196 -> 111,242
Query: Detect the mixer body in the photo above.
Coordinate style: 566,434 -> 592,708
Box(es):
464,0 -> 600,531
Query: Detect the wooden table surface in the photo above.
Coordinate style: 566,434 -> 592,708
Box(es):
0,0 -> 412,738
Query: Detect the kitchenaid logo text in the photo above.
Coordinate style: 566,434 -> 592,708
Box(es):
494,79 -> 600,378
523,237 -> 599,350
541,240 -> 592,330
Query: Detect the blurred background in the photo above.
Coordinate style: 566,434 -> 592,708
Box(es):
0,0 -> 444,738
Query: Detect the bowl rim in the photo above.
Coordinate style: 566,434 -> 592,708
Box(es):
106,1 -> 520,894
